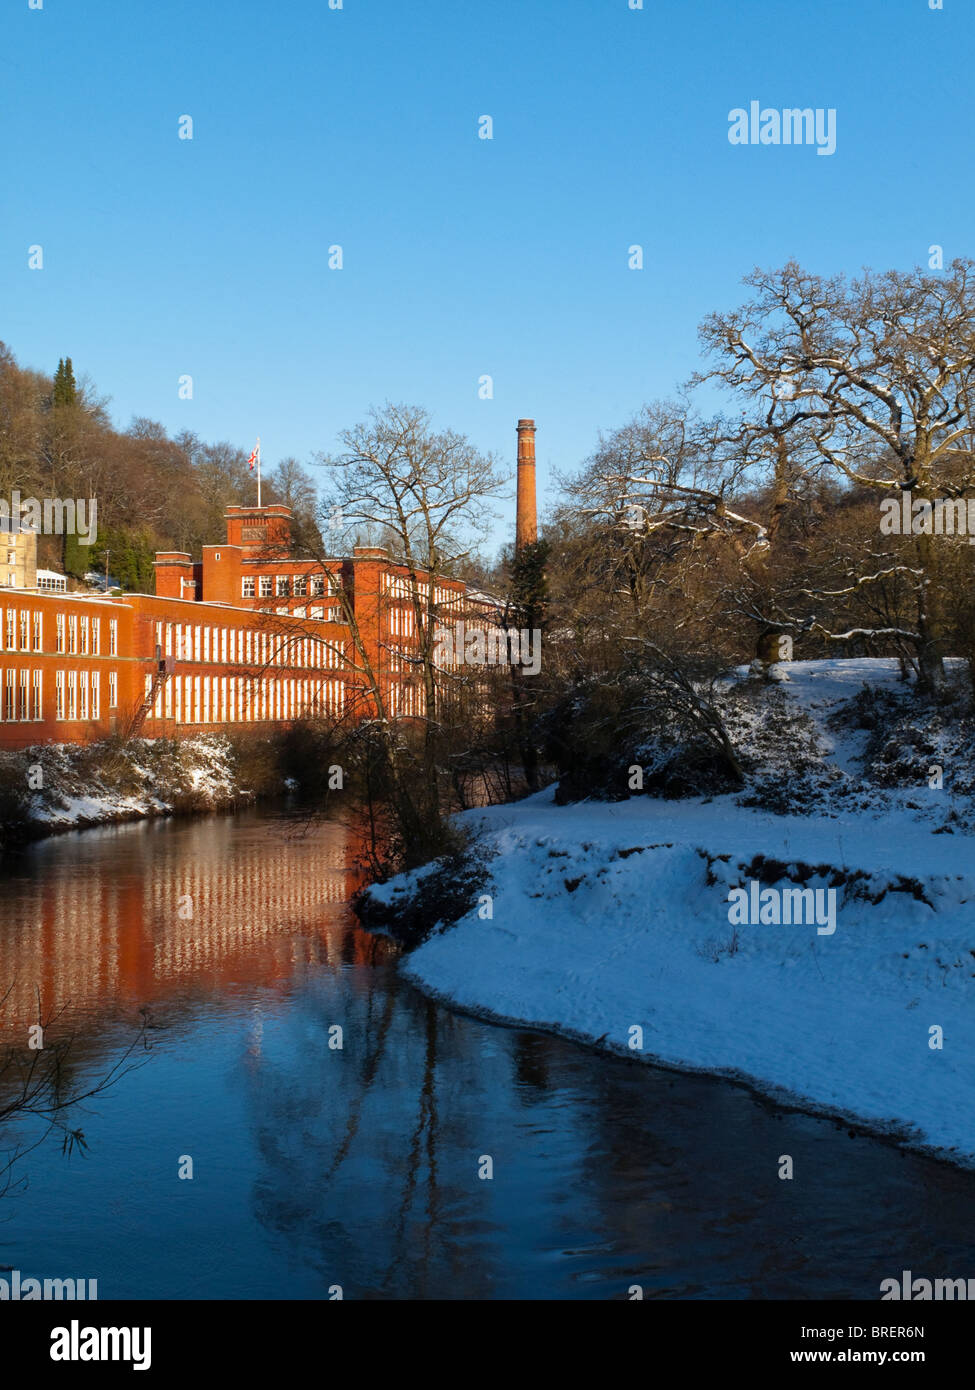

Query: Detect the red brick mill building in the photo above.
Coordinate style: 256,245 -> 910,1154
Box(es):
0,418 -> 540,752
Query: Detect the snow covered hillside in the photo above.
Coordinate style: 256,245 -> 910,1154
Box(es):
0,733 -> 248,842
381,660 -> 975,1164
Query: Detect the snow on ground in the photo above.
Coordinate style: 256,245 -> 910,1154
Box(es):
4,733 -> 245,835
394,659 -> 975,1165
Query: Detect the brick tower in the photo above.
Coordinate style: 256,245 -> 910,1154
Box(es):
515,418 -> 537,550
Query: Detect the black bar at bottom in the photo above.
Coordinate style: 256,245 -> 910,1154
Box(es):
1,1298 -> 965,1375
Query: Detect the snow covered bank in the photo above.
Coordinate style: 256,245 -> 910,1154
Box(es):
382,660 -> 975,1165
0,733 -> 252,845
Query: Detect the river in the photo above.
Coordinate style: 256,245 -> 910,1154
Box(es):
1,806 -> 973,1300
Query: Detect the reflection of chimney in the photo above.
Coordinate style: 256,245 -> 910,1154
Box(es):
516,418 -> 537,550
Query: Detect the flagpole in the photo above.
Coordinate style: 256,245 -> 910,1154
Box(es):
257,436 -> 262,509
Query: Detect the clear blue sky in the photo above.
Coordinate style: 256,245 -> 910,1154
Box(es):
2,0 -> 970,553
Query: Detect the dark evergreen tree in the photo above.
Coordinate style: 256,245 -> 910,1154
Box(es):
87,526 -> 156,592
52,356 -> 78,407
510,538 -> 550,631
508,538 -> 550,794
63,528 -> 89,580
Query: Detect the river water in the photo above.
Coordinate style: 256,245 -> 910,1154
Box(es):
1,806 -> 973,1300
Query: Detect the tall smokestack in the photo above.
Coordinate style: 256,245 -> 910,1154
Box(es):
516,418 -> 537,550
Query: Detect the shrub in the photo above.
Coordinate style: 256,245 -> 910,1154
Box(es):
353,828 -> 494,950
544,647 -> 744,803
0,754 -> 31,848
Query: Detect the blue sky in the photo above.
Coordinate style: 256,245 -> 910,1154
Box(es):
2,0 -> 970,553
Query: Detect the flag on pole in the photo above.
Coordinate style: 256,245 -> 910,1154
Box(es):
247,436 -> 262,507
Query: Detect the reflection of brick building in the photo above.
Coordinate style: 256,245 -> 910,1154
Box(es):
0,813 -> 376,1038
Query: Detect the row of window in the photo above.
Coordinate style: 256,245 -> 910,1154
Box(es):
154,621 -> 344,670
290,605 -> 340,621
382,574 -> 413,599
1,662 -> 411,725
2,668 -> 43,721
388,606 -> 416,638
0,607 -> 120,658
380,574 -> 461,608
146,674 -> 346,724
36,574 -> 67,593
0,668 -> 121,722
2,605 -> 350,671
54,669 -> 118,721
55,613 -> 119,655
256,604 -> 340,622
5,608 -> 43,653
387,646 -> 418,674
241,573 -> 340,599
387,679 -> 424,717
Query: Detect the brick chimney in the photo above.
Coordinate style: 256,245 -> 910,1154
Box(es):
515,418 -> 537,550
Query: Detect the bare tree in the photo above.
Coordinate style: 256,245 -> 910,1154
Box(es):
315,403 -> 505,862
560,400 -> 784,667
696,258 -> 975,689
268,456 -> 319,520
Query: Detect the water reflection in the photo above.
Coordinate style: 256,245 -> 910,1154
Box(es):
1,808 -> 975,1299
0,812 -> 375,1039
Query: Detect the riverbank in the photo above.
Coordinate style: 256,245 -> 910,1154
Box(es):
0,732 -> 262,846
364,659 -> 975,1167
